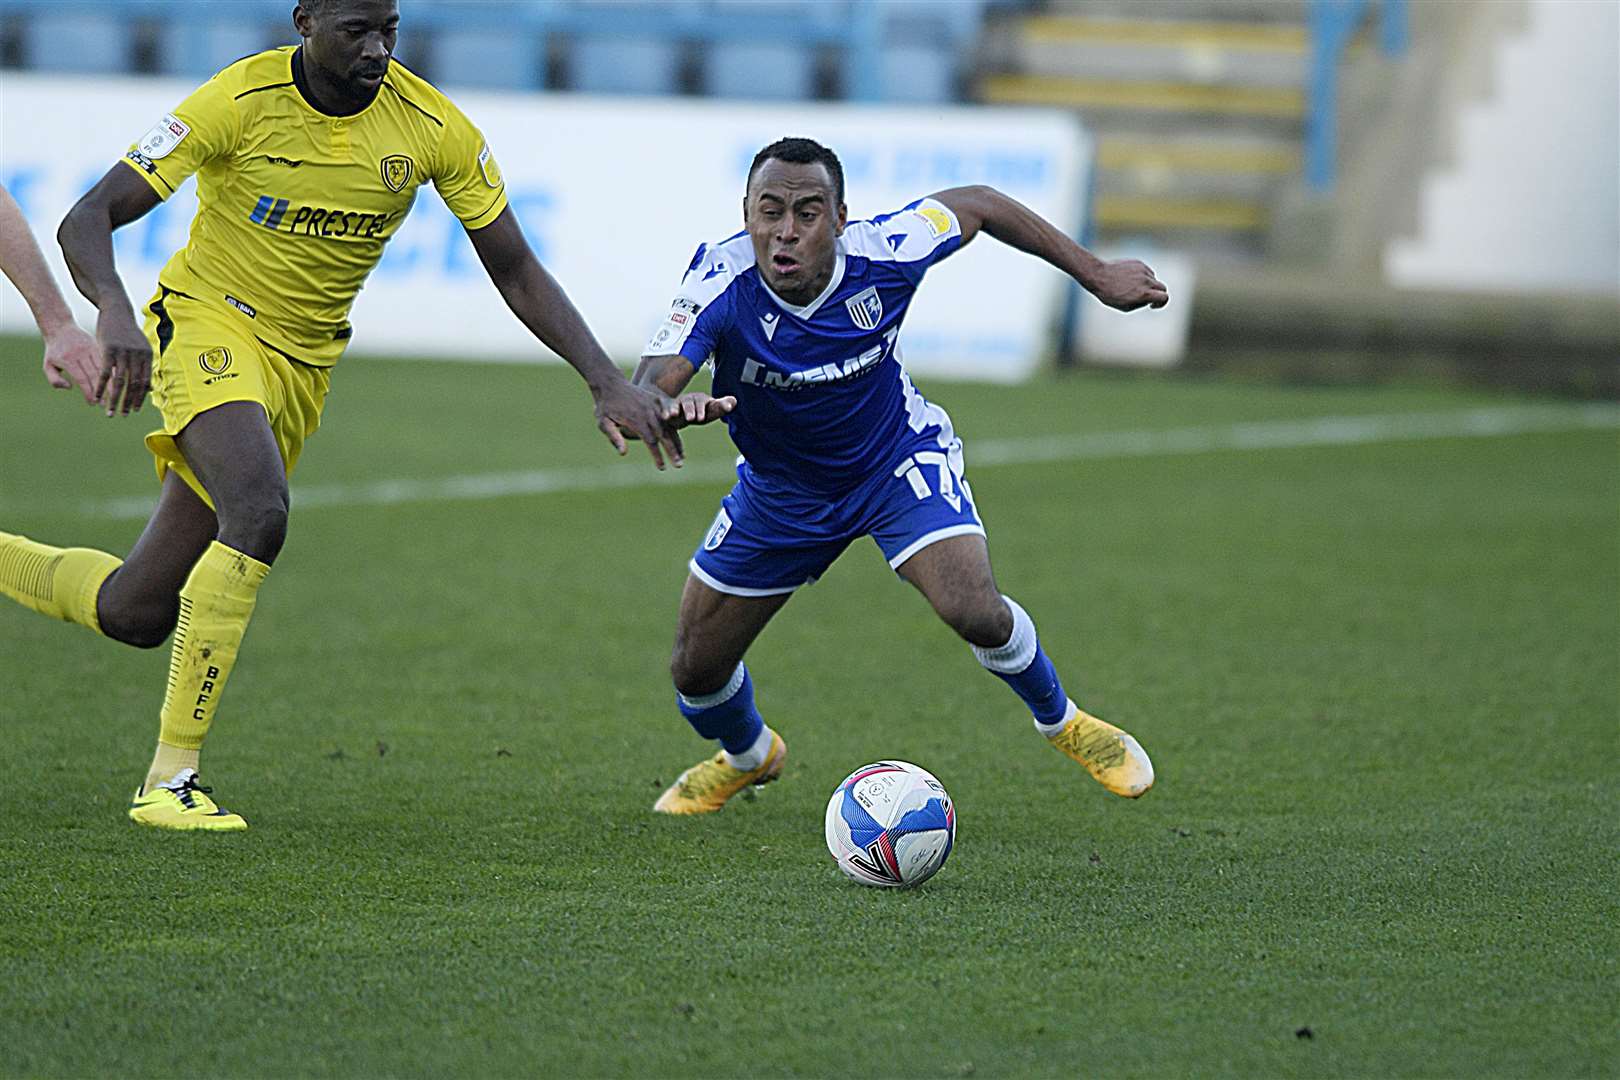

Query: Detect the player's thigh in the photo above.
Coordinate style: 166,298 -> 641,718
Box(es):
174,401 -> 288,514
895,532 -> 1001,612
671,573 -> 793,693
689,477 -> 852,596
142,289 -> 274,508
870,447 -> 1006,636
142,292 -> 330,513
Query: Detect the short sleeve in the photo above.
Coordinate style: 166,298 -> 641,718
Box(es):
433,100 -> 509,231
644,290 -> 731,369
842,197 -> 964,286
120,77 -> 240,199
642,241 -> 740,364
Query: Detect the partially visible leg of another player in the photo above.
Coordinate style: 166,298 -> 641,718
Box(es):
0,400 -> 285,829
895,534 -> 1154,797
652,577 -> 792,814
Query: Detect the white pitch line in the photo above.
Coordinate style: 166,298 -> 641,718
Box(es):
45,403 -> 1620,521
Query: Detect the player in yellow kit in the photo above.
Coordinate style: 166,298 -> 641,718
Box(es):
0,0 -> 680,831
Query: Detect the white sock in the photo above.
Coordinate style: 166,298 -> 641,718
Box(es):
723,725 -> 775,771
1035,698 -> 1077,739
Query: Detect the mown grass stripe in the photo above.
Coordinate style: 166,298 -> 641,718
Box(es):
63,405 -> 1619,521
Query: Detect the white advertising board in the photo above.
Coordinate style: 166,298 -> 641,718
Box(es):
0,73 -> 1090,381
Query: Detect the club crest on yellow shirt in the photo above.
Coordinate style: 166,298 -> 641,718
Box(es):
380,154 -> 414,193
198,348 -> 232,375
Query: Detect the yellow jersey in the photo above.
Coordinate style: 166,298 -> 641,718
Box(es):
122,47 -> 509,366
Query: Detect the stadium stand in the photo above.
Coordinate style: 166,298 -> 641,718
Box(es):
978,0 -> 1409,262
0,0 -> 991,103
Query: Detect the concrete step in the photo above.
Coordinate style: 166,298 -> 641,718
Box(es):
1015,15 -> 1309,88
1095,167 -> 1285,203
980,73 -> 1304,117
1097,136 -> 1300,175
1018,33 -> 1307,89
1045,0 -> 1309,23
1094,194 -> 1269,232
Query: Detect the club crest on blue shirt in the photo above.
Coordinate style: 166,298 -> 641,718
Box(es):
845,286 -> 883,331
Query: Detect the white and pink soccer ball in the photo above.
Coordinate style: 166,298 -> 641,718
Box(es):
824,761 -> 955,888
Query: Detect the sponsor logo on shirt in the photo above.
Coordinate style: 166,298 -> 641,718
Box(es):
738,328 -> 897,391
125,149 -> 157,175
247,194 -> 397,238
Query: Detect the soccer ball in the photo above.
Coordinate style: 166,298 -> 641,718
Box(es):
824,761 -> 955,888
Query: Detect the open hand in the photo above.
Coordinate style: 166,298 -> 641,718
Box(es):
41,323 -> 102,405
593,378 -> 684,470
1089,259 -> 1169,312
668,391 -> 736,429
93,307 -> 153,416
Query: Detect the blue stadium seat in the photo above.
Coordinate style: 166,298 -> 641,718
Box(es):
158,22 -> 279,79
705,42 -> 815,101
27,13 -> 128,74
878,44 -> 956,104
434,27 -> 541,91
570,36 -> 680,97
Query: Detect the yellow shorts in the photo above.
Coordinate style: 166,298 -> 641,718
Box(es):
142,286 -> 331,510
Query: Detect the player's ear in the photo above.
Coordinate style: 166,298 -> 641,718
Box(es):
292,5 -> 313,38
835,202 -> 848,235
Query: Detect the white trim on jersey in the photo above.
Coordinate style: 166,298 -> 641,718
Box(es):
760,252 -> 847,319
840,197 -> 963,265
642,232 -> 754,359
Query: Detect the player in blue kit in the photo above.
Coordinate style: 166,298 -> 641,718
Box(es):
637,138 -> 1169,814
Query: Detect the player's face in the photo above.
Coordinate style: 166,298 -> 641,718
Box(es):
745,159 -> 847,305
295,0 -> 399,100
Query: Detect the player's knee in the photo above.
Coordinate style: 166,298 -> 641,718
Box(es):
940,594 -> 1014,649
99,600 -> 177,650
669,644 -> 730,699
216,490 -> 289,562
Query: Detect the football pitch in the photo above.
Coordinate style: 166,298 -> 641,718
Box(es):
1,339 -> 1615,1077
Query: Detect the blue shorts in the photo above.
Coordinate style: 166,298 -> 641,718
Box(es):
689,438 -> 985,597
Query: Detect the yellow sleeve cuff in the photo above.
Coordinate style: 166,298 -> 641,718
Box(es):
119,153 -> 177,199
459,187 -> 509,232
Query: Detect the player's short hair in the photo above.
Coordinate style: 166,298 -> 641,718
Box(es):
748,138 -> 845,205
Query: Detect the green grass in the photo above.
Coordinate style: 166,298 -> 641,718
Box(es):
1,337 -> 1616,1077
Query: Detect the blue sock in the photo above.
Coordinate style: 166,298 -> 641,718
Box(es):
676,662 -> 764,754
972,596 -> 1070,726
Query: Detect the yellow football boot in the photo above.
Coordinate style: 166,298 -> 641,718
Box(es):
653,732 -> 788,814
1047,701 -> 1155,798
128,769 -> 248,831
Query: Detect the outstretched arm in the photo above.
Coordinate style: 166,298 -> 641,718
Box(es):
631,353 -> 735,431
467,209 -> 683,469
0,184 -> 101,404
932,185 -> 1168,312
57,164 -> 163,415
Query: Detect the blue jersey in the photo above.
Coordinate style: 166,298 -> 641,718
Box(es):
645,198 -> 965,495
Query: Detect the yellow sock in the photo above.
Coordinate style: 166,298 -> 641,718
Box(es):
0,531 -> 121,633
155,541 -> 270,761
144,742 -> 201,792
